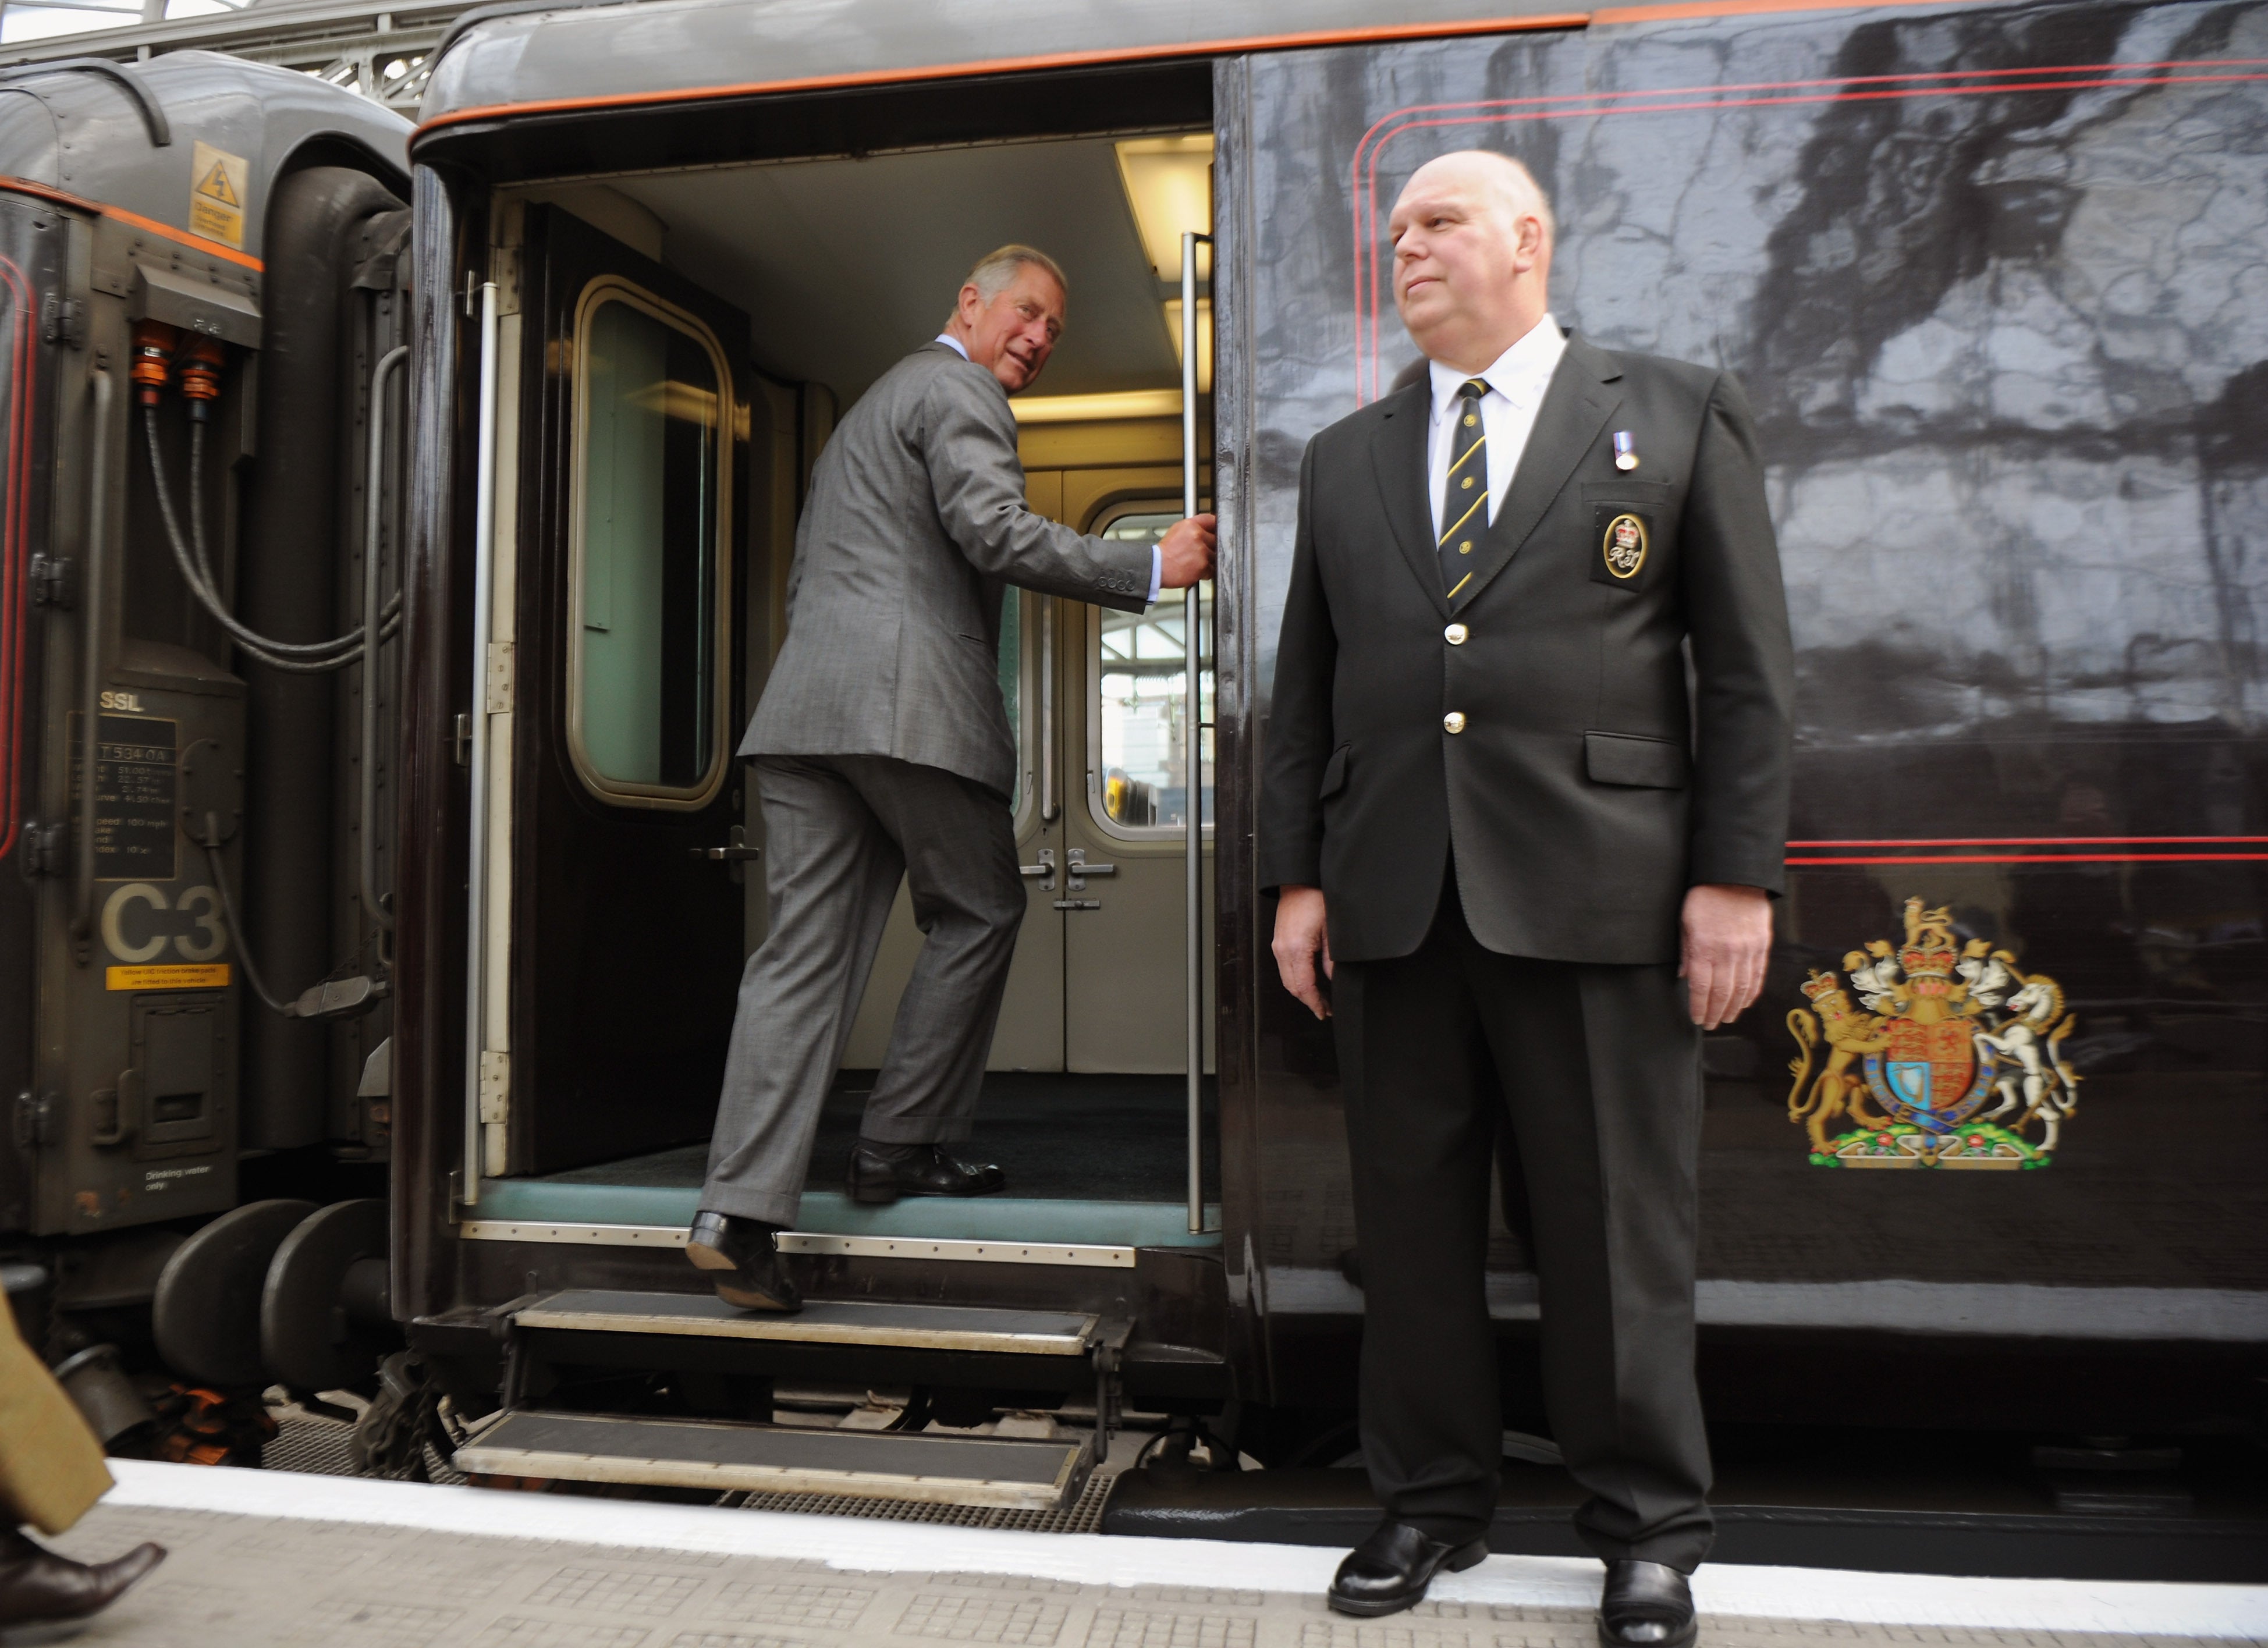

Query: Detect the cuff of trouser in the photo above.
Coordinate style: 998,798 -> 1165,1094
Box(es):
858,1114 -> 975,1144
695,1186 -> 803,1229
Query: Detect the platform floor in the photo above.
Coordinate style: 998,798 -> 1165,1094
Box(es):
42,1459 -> 2268,1648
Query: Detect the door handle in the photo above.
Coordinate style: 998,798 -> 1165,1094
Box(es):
691,825 -> 760,863
1066,848 -> 1115,892
1019,846 -> 1056,892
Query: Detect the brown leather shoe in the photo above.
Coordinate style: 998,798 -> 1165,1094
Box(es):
0,1528 -> 165,1639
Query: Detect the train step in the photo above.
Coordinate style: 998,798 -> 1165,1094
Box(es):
453,1409 -> 1093,1510
511,1290 -> 1101,1357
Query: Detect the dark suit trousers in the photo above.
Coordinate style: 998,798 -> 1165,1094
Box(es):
1332,873 -> 1714,1569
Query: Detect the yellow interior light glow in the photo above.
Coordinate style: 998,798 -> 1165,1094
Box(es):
1115,134 -> 1214,283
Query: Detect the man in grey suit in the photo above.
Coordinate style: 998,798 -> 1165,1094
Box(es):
688,245 -> 1216,1312
1261,155 -> 1791,1632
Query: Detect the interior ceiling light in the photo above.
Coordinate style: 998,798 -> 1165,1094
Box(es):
1115,134 -> 1214,283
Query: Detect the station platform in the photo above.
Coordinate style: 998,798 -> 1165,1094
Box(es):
43,1457 -> 2268,1648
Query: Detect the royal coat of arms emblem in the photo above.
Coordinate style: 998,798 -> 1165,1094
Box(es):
1784,898 -> 2081,1169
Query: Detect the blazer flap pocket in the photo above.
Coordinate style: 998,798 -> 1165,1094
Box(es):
1318,743 -> 1351,800
1585,731 -> 1690,789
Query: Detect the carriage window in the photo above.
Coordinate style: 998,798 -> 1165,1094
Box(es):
568,282 -> 730,807
1089,508 -> 1212,837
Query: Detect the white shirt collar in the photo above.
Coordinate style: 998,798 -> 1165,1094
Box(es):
935,331 -> 970,361
1428,314 -> 1563,421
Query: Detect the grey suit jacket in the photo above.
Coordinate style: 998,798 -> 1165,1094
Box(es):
1258,335 -> 1794,965
744,342 -> 1153,798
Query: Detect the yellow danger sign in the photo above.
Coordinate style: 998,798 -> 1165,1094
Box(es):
187,140 -> 248,249
107,963 -> 230,992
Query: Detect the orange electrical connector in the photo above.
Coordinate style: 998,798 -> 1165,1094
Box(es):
130,318 -> 178,405
176,335 -> 224,418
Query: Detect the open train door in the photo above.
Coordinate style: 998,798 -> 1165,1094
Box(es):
475,202 -> 752,1177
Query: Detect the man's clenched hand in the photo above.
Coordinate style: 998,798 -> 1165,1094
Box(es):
1158,514 -> 1217,589
1272,885 -> 1333,1020
1680,883 -> 1772,1029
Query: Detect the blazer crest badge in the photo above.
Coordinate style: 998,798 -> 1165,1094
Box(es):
1784,897 -> 2081,1170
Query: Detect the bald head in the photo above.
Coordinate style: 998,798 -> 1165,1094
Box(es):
1388,150 -> 1555,374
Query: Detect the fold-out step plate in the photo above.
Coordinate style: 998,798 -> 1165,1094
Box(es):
456,1410 -> 1091,1510
514,1290 -> 1098,1356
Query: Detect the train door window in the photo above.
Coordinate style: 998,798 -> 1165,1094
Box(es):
1089,507 -> 1212,836
566,277 -> 732,808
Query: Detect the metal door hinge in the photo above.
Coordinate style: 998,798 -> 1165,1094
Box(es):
29,553 -> 73,608
1018,847 -> 1056,893
484,642 -> 514,713
477,1049 -> 509,1125
41,294 -> 84,347
1066,848 -> 1115,892
12,1089 -> 58,1149
19,822 -> 64,878
453,712 -> 472,766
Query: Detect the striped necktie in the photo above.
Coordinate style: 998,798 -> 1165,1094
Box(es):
1438,378 -> 1488,599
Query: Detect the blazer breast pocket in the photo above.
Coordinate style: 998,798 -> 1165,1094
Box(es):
1583,480 -> 1673,591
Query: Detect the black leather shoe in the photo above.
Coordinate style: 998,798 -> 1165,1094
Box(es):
685,1210 -> 801,1312
1598,1559 -> 1697,1648
1328,1519 -> 1488,1617
846,1140 -> 1006,1205
0,1528 -> 165,1638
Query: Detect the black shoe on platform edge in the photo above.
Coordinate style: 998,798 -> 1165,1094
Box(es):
845,1140 -> 1006,1205
1327,1520 -> 1488,1618
685,1210 -> 801,1312
1597,1560 -> 1697,1648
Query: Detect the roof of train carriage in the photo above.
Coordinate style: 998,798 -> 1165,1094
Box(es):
415,0 -> 1609,138
0,51 -> 409,267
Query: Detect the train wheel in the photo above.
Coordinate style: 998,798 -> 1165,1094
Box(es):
261,1198 -> 396,1394
151,1199 -> 319,1387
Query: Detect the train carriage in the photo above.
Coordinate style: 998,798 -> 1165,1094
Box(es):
1,0 -> 2263,1550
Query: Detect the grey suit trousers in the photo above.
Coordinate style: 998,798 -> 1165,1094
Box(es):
701,754 -> 1025,1227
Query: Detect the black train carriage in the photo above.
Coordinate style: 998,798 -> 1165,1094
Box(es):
0,0 -> 2257,1559
387,0 -> 2267,1554
0,53 -> 414,1436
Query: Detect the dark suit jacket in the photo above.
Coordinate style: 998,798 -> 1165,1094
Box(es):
1257,333 -> 1794,965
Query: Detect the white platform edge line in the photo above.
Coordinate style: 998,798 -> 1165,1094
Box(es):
98,1461 -> 2268,1637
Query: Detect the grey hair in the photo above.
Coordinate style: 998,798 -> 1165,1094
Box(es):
951,244 -> 1067,320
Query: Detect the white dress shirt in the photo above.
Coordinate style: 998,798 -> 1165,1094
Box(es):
935,332 -> 1162,605
1426,314 -> 1568,538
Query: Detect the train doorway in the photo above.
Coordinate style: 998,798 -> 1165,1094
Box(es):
470,125 -> 1220,1245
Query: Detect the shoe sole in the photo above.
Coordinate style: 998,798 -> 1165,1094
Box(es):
1327,1538 -> 1489,1617
1597,1617 -> 1697,1648
686,1239 -> 735,1271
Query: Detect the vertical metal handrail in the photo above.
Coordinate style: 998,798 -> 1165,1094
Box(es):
69,363 -> 113,962
1039,596 -> 1059,823
361,344 -> 409,933
1181,230 -> 1208,1235
462,282 -> 499,1206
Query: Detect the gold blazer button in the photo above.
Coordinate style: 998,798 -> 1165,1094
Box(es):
1443,712 -> 1467,734
1444,623 -> 1468,645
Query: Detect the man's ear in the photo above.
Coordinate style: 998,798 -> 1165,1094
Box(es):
956,282 -> 984,325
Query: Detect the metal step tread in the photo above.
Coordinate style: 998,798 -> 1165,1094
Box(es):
513,1289 -> 1099,1355
455,1409 -> 1091,1510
